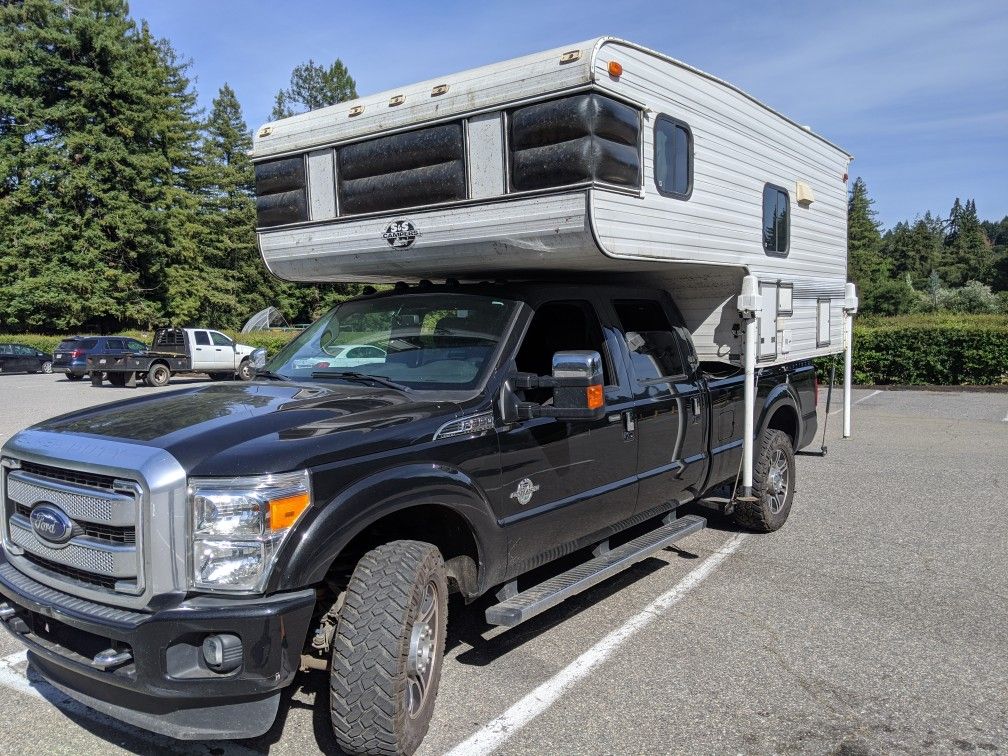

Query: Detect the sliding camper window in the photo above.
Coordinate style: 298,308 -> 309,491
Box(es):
762,184 -> 790,255
653,116 -> 692,199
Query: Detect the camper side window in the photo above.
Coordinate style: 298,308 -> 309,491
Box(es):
654,116 -> 692,199
762,184 -> 790,255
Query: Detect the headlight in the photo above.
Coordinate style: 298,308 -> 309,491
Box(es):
249,347 -> 267,369
189,470 -> 311,593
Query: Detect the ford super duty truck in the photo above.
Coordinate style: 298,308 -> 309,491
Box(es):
0,281 -> 816,754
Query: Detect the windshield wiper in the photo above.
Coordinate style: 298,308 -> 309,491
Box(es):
254,369 -> 290,381
311,370 -> 410,392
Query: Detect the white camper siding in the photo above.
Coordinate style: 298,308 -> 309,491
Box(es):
589,41 -> 849,279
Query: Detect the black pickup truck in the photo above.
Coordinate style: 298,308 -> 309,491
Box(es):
0,281 -> 816,754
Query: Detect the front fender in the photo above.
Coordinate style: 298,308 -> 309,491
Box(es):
268,463 -> 505,593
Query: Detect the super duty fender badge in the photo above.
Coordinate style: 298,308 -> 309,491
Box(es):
509,478 -> 540,506
382,220 -> 420,249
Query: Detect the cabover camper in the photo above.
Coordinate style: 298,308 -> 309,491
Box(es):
0,39 -> 857,756
252,36 -> 859,490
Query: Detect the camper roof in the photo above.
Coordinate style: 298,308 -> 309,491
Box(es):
251,37 -> 850,162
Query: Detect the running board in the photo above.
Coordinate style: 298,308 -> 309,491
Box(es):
485,514 -> 706,627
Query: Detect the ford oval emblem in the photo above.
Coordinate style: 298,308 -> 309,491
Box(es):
30,504 -> 74,545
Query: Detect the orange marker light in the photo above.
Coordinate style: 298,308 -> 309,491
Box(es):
586,384 -> 604,410
608,60 -> 623,78
269,492 -> 310,530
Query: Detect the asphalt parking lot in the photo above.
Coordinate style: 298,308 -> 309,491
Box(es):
0,372 -> 1005,755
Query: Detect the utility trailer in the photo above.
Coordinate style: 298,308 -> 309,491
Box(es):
252,36 -> 859,492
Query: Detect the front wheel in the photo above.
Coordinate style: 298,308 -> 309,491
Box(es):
734,428 -> 795,533
145,363 -> 171,387
330,540 -> 448,756
236,360 -> 253,381
41,361 -> 53,374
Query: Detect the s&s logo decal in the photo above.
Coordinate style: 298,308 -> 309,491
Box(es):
382,220 -> 420,249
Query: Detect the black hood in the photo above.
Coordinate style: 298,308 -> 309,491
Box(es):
37,382 -> 457,476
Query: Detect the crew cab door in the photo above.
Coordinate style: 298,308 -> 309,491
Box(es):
608,298 -> 708,512
497,298 -> 638,573
209,331 -> 238,369
189,330 -> 214,370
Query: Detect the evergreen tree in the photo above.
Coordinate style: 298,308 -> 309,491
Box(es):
846,177 -> 895,313
271,59 -> 357,120
880,212 -> 944,287
0,0 -> 203,331
940,198 -> 992,287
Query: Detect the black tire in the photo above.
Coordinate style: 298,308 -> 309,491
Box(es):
41,361 -> 53,374
108,372 -> 128,387
66,371 -> 82,381
330,540 -> 448,756
236,359 -> 253,381
208,372 -> 231,381
145,363 -> 170,387
734,428 -> 795,533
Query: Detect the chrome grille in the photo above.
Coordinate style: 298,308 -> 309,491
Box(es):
3,464 -> 143,597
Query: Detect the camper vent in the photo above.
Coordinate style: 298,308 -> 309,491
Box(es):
509,93 -> 640,192
255,157 -> 308,227
336,122 -> 466,216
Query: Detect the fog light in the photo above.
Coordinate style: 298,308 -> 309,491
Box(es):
202,633 -> 243,673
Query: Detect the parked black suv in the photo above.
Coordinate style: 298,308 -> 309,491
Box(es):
0,344 -> 52,374
53,335 -> 147,380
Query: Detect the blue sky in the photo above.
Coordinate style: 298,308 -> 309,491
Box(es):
130,0 -> 1007,229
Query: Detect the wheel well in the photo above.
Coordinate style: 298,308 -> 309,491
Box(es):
766,404 -> 799,449
325,504 -> 480,596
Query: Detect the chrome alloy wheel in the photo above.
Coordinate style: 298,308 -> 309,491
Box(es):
405,580 -> 439,718
766,448 -> 790,514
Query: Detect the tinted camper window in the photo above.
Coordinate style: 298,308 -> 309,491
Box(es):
763,184 -> 790,255
654,116 -> 692,199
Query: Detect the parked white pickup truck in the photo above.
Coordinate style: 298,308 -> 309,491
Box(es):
86,327 -> 262,387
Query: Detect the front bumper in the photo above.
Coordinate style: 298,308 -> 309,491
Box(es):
0,559 -> 315,740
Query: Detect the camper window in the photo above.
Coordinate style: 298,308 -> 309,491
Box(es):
762,184 -> 790,255
654,116 -> 692,199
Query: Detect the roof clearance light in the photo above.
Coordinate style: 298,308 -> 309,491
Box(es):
607,60 -> 623,78
348,105 -> 365,117
258,126 -> 272,137
431,84 -> 449,97
389,94 -> 405,107
560,49 -> 581,64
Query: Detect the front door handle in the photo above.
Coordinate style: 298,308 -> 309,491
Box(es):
623,410 -> 636,441
691,395 -> 702,422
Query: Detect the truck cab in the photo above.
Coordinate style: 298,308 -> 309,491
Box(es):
182,328 -> 258,377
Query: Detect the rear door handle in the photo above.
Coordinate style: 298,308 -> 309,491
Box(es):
691,395 -> 702,423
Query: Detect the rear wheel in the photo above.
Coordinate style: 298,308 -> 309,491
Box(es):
41,361 -> 53,374
330,540 -> 448,756
208,372 -> 231,381
145,363 -> 171,387
734,428 -> 795,533
108,372 -> 128,387
65,371 -> 81,381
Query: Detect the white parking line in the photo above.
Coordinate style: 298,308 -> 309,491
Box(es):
829,388 -> 882,416
445,532 -> 749,756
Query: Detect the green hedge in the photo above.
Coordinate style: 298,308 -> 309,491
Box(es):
813,314 -> 1008,386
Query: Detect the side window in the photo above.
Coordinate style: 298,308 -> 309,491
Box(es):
194,331 -> 211,346
654,115 -> 692,199
762,184 -> 790,255
210,331 -> 233,347
515,301 -> 613,402
612,300 -> 687,383
105,338 -> 125,350
128,340 -> 146,352
14,345 -> 32,356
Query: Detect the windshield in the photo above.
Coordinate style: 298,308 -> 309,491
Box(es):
268,293 -> 517,391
